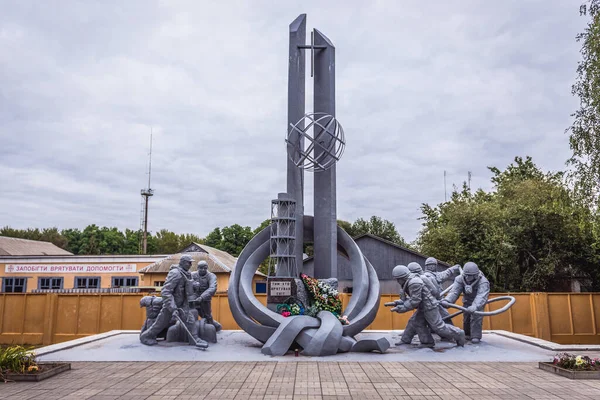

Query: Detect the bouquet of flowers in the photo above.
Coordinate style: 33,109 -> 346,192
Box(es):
300,273 -> 343,317
276,302 -> 304,317
552,353 -> 600,371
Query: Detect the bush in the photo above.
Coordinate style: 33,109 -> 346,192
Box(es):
0,345 -> 38,381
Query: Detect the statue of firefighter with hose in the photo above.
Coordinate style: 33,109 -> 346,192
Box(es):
441,262 -> 490,344
386,260 -> 515,347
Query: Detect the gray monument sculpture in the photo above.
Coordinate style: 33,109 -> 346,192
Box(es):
228,14 -> 389,357
140,296 -> 167,339
441,262 -> 490,343
140,255 -> 208,348
191,260 -> 222,331
399,261 -> 462,346
397,262 -> 436,347
387,265 -> 466,347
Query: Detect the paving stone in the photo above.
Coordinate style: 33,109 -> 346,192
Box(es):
2,361 -> 600,399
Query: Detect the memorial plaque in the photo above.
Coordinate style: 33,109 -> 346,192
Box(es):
267,277 -> 297,304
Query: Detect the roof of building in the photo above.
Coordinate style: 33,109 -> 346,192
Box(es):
0,236 -> 73,256
302,233 -> 450,267
138,242 -> 265,276
352,233 -> 451,267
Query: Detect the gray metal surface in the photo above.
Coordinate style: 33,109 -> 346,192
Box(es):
38,331 -> 558,362
271,193 -> 298,277
313,29 -> 337,280
287,14 -> 306,273
228,216 -> 387,356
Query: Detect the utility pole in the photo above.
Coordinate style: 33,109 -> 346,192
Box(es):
468,171 -> 472,190
140,131 -> 154,254
444,170 -> 447,202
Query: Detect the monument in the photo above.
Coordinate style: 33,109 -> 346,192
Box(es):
228,14 -> 389,357
139,255 -> 209,348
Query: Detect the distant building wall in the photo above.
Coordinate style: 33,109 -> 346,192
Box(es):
304,234 -> 451,293
0,256 -> 164,293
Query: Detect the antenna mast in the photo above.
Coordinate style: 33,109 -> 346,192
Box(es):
444,170 -> 447,202
140,130 -> 154,254
468,171 -> 472,190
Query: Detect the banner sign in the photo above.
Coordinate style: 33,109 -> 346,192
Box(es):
4,264 -> 137,274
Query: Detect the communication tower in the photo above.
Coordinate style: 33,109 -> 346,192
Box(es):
139,131 -> 154,254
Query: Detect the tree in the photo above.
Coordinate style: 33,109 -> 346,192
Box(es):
337,220 -> 354,236
0,226 -> 69,250
99,227 -> 126,254
180,233 -> 203,246
123,229 -> 141,254
61,228 -> 82,254
203,227 -> 223,248
154,229 -> 181,254
79,225 -> 102,254
40,227 -> 68,249
253,219 -> 271,235
417,156 -> 600,292
351,216 -> 406,246
221,224 -> 253,257
567,1 -> 600,205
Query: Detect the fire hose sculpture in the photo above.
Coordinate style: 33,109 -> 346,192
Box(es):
386,260 -> 515,346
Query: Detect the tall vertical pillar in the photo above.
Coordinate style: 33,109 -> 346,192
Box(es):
313,29 -> 337,279
285,14 -> 306,276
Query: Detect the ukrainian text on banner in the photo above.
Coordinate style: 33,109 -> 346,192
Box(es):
4,264 -> 137,274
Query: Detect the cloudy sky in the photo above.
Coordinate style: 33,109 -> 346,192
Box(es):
0,1 -> 587,243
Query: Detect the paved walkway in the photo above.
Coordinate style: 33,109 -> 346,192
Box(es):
2,361 -> 600,400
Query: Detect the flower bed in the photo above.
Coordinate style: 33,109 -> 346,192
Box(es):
1,345 -> 70,383
539,353 -> 600,380
4,363 -> 71,382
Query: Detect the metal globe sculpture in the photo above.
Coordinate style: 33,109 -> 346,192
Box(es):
286,112 -> 345,172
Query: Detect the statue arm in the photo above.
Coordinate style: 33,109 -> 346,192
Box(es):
436,265 -> 460,284
203,274 -> 218,299
403,281 -> 422,310
443,276 -> 463,304
472,281 -> 490,310
161,270 -> 180,310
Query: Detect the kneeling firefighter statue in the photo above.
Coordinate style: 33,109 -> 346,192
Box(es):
139,254 -> 208,348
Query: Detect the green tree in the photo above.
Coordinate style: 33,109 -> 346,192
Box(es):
61,228 -> 82,254
98,227 -> 126,254
221,224 -> 253,257
203,227 -> 223,248
40,227 -> 68,249
253,219 -> 271,235
567,1 -> 600,204
123,229 -> 141,254
79,225 -> 102,254
155,229 -> 181,254
351,216 -> 406,246
417,156 -> 599,292
180,233 -> 203,246
337,219 -> 354,236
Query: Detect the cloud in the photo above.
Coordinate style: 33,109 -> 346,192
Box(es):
0,0 -> 587,243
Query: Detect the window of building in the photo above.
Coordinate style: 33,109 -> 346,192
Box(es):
255,281 -> 267,294
2,278 -> 27,293
154,281 -> 165,287
112,277 -> 138,288
75,277 -> 100,289
39,277 -> 63,290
